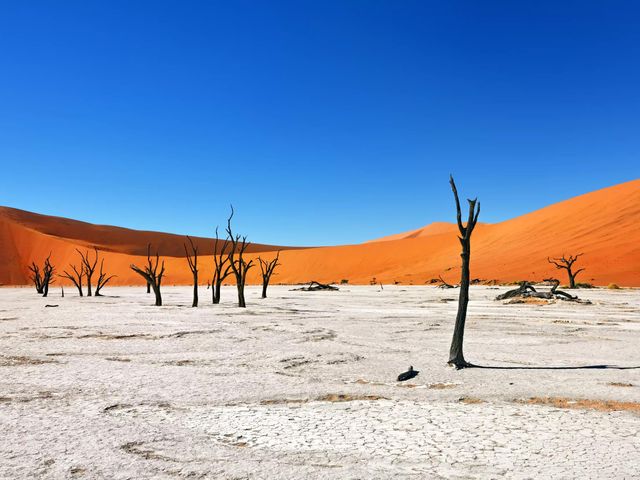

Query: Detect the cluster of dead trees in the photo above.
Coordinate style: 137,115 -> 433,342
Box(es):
29,248 -> 115,298
128,206 -> 282,308
29,207 -> 282,308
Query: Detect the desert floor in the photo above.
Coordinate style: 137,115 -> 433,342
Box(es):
1,285 -> 639,479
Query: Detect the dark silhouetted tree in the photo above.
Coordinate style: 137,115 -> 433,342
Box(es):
448,175 -> 480,369
42,255 -> 56,298
547,254 -> 585,289
211,226 -> 233,304
28,262 -> 44,294
184,236 -> 199,307
258,251 -> 281,299
60,263 -> 84,297
225,206 -> 254,308
77,248 -> 99,296
95,259 -> 116,296
130,244 -> 165,306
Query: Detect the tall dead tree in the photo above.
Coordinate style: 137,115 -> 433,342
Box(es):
258,251 -> 281,299
184,236 -> 199,307
42,255 -> 56,298
547,254 -> 585,289
95,259 -> 116,296
226,206 -> 254,308
60,263 -> 84,297
77,248 -> 99,296
448,175 -> 480,369
28,262 -> 44,294
130,244 -> 166,306
211,226 -> 233,304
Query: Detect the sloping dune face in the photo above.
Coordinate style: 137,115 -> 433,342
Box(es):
1,179 -> 639,287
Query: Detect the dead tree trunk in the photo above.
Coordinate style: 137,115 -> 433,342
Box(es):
226,206 -> 254,308
258,251 -> 281,299
184,236 -> 199,307
28,263 -> 44,294
60,264 -> 84,296
548,254 -> 585,289
77,248 -> 99,296
496,281 -> 537,300
146,282 -> 151,294
448,176 -> 480,369
95,259 -> 116,296
42,255 -> 55,298
437,275 -> 457,289
130,244 -> 165,306
211,226 -> 232,304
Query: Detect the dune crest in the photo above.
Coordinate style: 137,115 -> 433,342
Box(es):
1,179 -> 638,287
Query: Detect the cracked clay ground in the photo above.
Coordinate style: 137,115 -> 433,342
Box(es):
1,285 -> 639,479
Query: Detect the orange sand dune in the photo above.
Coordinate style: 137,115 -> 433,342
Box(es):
1,179 -> 639,287
365,221 -> 462,243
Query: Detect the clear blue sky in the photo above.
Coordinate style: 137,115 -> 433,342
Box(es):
1,1 -> 638,246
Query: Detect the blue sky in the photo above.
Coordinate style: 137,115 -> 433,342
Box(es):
1,1 -> 638,246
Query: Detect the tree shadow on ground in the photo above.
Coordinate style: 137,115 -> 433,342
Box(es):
468,363 -> 640,370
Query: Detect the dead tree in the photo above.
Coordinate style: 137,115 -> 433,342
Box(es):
258,251 -> 281,298
211,226 -> 233,304
496,279 -> 578,301
184,236 -> 199,307
95,259 -> 116,296
437,275 -> 458,289
495,281 -> 537,300
60,263 -> 84,297
448,175 -> 480,369
130,244 -> 165,306
547,254 -> 585,289
291,281 -> 339,291
28,262 -> 44,293
42,255 -> 56,298
226,206 -> 254,308
77,248 -> 99,296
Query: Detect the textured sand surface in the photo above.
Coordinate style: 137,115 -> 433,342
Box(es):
1,285 -> 639,478
2,179 -> 639,286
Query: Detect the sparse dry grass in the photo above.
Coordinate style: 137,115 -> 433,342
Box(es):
0,355 -> 59,366
506,297 -> 552,305
428,383 -> 458,390
519,397 -> 640,413
261,394 -> 388,405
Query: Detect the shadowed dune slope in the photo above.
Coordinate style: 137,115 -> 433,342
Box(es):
1,179 -> 639,286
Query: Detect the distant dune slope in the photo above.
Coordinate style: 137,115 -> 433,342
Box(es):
1,179 -> 638,287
